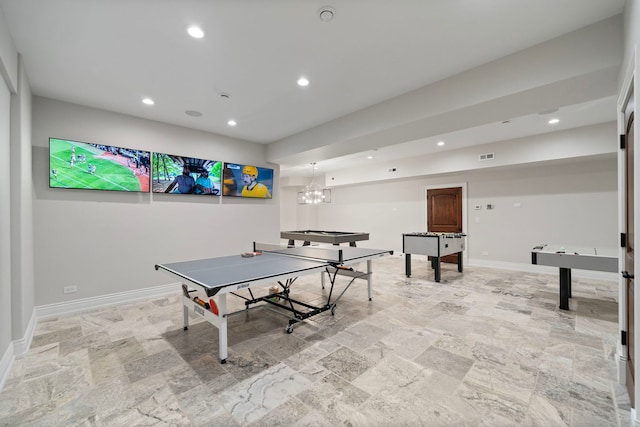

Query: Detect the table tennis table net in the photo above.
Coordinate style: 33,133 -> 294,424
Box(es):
254,242 -> 344,264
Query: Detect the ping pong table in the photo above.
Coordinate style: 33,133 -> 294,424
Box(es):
155,243 -> 393,363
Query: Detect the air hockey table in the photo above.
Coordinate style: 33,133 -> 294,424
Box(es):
281,230 -> 369,247
403,232 -> 466,282
531,244 -> 618,310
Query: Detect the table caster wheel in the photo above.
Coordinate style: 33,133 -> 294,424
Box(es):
183,326 -> 188,331
331,305 -> 336,315
285,325 -> 294,334
220,359 -> 227,364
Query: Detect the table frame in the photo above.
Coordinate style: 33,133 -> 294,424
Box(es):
531,244 -> 618,310
156,247 -> 390,363
281,230 -> 369,247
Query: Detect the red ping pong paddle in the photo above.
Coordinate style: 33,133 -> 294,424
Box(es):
209,299 -> 219,315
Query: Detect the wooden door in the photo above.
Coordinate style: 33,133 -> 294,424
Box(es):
427,187 -> 463,263
625,99 -> 635,407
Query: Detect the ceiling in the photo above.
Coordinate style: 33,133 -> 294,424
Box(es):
0,0 -> 626,178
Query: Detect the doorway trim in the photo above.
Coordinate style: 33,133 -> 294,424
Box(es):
617,45 -> 636,417
424,182 -> 468,265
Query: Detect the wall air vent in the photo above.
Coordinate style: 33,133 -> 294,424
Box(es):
479,153 -> 495,161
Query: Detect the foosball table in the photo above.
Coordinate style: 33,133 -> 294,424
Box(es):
403,232 -> 466,282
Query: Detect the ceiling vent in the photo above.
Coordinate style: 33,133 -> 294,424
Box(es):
479,153 -> 495,161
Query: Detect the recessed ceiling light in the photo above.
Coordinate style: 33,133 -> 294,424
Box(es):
297,77 -> 310,87
187,26 -> 204,39
548,118 -> 560,124
185,110 -> 202,117
437,141 -> 445,146
367,155 -> 373,159
227,119 -> 237,126
318,6 -> 335,22
142,98 -> 154,105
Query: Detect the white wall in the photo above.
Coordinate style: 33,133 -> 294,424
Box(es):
283,155 -> 617,271
32,97 -> 280,306
0,50 -> 11,374
10,56 -> 33,350
622,0 -> 639,84
0,3 -> 17,389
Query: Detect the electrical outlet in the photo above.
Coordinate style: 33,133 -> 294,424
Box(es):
63,286 -> 77,294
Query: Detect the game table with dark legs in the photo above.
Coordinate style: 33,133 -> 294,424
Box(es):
281,230 -> 369,247
403,232 -> 466,282
531,244 -> 618,310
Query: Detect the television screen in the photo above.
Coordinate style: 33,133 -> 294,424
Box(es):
49,137 -> 150,192
222,163 -> 273,199
152,152 -> 222,195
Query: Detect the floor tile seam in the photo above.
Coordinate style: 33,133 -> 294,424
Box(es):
279,395 -> 328,424
528,390 -> 574,425
460,374 -> 534,408
560,379 -> 618,416
453,380 -> 530,423
31,325 -> 84,340
567,401 -> 619,424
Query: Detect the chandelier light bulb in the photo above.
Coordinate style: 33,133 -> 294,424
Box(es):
300,161 -> 330,205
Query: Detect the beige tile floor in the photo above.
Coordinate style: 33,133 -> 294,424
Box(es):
0,255 -> 631,426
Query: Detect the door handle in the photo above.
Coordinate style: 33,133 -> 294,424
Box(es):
622,271 -> 635,279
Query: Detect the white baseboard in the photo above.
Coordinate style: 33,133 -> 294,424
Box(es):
1,283 -> 181,394
35,282 -> 180,320
467,258 -> 618,281
12,309 -> 36,358
0,342 -> 15,395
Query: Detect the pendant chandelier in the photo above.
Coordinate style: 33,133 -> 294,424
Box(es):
298,162 -> 331,204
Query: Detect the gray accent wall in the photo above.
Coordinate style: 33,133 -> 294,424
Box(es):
31,96 -> 280,306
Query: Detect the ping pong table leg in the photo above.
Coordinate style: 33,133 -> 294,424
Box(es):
218,294 -> 228,363
367,260 -> 373,301
183,298 -> 189,330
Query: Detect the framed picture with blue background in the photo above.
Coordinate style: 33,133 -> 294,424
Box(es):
152,152 -> 222,195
